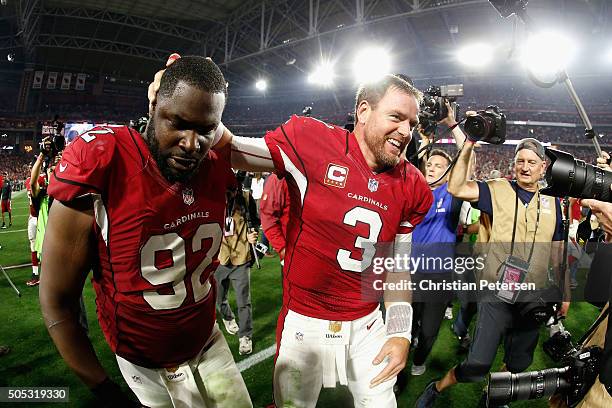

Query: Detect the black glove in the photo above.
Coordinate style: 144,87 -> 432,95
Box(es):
91,377 -> 140,407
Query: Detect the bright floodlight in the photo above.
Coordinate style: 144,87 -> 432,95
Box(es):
522,31 -> 576,75
457,43 -> 493,67
352,47 -> 391,83
255,79 -> 267,91
308,61 -> 335,86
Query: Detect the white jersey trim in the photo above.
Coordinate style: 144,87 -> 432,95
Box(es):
278,146 -> 307,206
92,193 -> 109,247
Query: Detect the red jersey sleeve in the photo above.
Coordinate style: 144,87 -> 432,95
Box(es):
48,127 -> 117,202
264,115 -> 313,177
399,167 -> 433,234
260,174 -> 289,254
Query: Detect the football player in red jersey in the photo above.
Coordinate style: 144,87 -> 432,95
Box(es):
40,56 -> 252,408
151,60 -> 433,407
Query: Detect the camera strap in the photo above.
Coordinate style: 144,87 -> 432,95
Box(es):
509,184 -> 541,263
495,185 -> 541,303
577,304 -> 610,346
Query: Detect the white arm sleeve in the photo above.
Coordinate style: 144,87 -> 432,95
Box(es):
231,136 -> 276,172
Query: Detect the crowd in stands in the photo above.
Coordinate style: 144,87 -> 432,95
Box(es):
0,153 -> 32,188
0,77 -> 608,187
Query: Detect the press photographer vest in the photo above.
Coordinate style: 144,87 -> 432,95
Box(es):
478,179 -> 557,288
219,191 -> 252,266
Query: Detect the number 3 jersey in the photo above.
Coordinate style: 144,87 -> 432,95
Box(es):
48,126 -> 234,368
264,116 -> 433,321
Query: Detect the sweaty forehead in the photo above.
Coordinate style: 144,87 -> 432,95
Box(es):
160,81 -> 225,124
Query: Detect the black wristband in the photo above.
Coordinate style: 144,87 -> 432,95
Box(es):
91,378 -> 139,407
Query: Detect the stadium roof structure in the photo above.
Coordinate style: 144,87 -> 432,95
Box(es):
0,0 -> 610,89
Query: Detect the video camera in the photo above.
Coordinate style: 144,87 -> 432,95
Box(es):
542,148 -> 612,203
418,84 -> 463,136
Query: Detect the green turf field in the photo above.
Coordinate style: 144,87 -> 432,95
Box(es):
0,191 -> 601,407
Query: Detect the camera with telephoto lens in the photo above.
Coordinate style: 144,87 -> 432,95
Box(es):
39,135 -> 65,158
487,345 -> 602,407
418,84 -> 463,136
541,148 -> 612,203
39,120 -> 66,158
463,105 -> 507,144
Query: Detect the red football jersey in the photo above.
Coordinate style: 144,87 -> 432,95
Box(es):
264,116 -> 432,321
48,125 -> 234,368
25,175 -> 47,217
260,173 -> 290,256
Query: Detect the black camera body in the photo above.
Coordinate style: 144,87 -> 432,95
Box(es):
464,105 -> 507,144
418,84 -> 463,135
39,134 -> 65,158
515,285 -> 562,326
487,345 -> 602,407
542,148 -> 612,203
134,116 -> 149,134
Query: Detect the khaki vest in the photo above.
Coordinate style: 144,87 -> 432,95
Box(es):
218,193 -> 252,266
476,179 -> 557,287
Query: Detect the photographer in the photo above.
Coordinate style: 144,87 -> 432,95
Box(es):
416,137 -> 568,407
25,151 -> 49,286
559,154 -> 612,407
215,171 -> 260,355
409,102 -> 468,376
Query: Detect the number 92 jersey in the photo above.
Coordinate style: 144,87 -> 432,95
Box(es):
48,126 -> 235,368
264,116 -> 433,321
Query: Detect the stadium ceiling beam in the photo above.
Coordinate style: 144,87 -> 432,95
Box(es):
203,0 -> 487,68
40,6 -> 215,44
440,11 -> 457,46
16,0 -> 41,62
34,34 -> 174,62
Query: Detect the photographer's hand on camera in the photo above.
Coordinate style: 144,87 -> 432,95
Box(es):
559,301 -> 570,318
596,152 -> 611,171
40,136 -> 52,157
247,229 -> 258,245
581,187 -> 612,242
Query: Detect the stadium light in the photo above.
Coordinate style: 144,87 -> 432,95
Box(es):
521,31 -> 576,75
308,61 -> 335,86
255,79 -> 267,91
352,47 -> 391,83
456,43 -> 493,67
